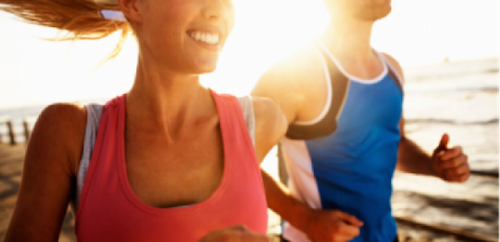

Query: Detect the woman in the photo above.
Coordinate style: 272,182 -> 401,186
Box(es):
1,0 -> 287,241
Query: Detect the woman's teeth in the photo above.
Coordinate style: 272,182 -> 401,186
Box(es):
189,32 -> 220,45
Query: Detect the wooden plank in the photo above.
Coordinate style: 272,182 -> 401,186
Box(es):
396,216 -> 499,242
470,169 -> 498,178
22,120 -> 31,145
6,121 -> 15,146
0,117 -> 11,144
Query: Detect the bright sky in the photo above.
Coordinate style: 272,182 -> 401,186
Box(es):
0,0 -> 498,109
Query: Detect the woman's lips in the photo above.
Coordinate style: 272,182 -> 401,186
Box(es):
188,31 -> 220,45
187,30 -> 222,51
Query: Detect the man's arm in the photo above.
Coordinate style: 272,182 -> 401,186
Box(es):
252,52 -> 363,242
251,61 -> 303,125
396,118 -> 435,175
253,97 -> 288,163
260,170 -> 363,242
397,119 -> 470,182
383,53 -> 470,182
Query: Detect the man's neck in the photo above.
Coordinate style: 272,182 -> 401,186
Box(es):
321,16 -> 375,62
319,15 -> 386,80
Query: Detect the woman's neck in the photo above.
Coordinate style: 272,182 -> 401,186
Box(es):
126,55 -> 216,139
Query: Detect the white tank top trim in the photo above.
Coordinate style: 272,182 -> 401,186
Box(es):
292,42 -> 394,126
317,40 -> 388,84
293,46 -> 333,126
380,53 -> 405,88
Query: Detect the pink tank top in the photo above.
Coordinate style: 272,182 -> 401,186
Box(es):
75,91 -> 268,241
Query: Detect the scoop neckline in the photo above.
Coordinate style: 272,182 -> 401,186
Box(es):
116,89 -> 230,216
317,40 -> 388,84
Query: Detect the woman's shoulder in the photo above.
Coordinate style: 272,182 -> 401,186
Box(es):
3,102 -> 88,241
37,102 -> 87,135
32,102 -> 87,175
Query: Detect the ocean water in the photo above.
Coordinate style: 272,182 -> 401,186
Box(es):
0,98 -> 108,143
0,105 -> 43,143
403,59 -> 499,170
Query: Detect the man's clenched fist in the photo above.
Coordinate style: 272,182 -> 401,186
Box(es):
432,133 -> 470,182
304,209 -> 363,242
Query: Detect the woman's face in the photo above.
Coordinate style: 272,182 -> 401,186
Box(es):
134,0 -> 235,75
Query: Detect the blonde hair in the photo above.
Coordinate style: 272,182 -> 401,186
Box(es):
0,0 -> 131,62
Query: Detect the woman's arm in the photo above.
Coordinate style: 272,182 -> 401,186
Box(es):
4,103 -> 86,242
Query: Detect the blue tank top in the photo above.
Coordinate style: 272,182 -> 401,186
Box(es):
281,41 -> 403,242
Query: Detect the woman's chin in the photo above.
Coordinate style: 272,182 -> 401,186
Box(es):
192,58 -> 219,74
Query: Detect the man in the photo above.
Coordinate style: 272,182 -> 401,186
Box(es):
253,0 -> 470,241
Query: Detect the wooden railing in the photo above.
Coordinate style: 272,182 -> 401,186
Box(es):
0,116 -> 35,145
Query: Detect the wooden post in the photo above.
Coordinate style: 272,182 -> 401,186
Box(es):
277,143 -> 289,185
7,120 -> 16,145
277,143 -> 289,231
23,119 -> 31,145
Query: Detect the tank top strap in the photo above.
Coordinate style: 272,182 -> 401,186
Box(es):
75,93 -> 258,211
76,104 -> 103,209
75,94 -> 124,229
76,92 -> 267,242
237,96 -> 255,147
210,90 -> 259,169
285,41 -> 350,140
378,53 -> 404,93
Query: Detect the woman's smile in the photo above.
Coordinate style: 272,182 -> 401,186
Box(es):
187,29 -> 223,52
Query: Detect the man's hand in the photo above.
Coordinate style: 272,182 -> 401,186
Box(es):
432,133 -> 470,182
303,209 -> 363,242
199,225 -> 270,242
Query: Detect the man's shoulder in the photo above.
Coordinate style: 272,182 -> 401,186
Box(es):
261,45 -> 324,84
380,52 -> 405,83
252,97 -> 288,146
251,44 -> 330,124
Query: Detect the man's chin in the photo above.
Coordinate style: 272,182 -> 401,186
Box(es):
357,7 -> 391,21
377,6 -> 392,19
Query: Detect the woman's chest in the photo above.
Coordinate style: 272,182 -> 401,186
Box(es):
124,128 -> 224,208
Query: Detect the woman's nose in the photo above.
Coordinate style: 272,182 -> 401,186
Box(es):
202,0 -> 230,21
